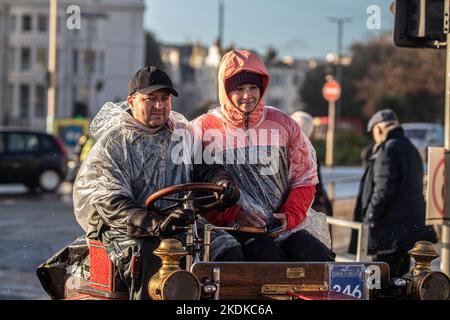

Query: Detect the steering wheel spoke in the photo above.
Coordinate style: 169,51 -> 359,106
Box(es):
145,183 -> 225,216
195,195 -> 218,202
158,202 -> 183,214
161,196 -> 188,203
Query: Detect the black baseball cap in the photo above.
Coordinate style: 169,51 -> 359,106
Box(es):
366,109 -> 398,132
128,66 -> 178,97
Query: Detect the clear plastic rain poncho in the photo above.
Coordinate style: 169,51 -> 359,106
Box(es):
193,108 -> 331,248
192,49 -> 331,248
73,101 -> 240,259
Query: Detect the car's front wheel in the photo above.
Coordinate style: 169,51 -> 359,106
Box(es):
38,169 -> 62,193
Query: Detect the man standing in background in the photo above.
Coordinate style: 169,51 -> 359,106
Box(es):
352,109 -> 436,277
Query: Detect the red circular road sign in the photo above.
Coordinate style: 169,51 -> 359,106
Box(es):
322,80 -> 341,102
431,157 -> 445,217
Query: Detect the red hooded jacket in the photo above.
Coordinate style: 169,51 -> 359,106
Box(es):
193,50 -> 318,232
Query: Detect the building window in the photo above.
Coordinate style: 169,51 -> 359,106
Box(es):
19,85 -> 30,118
9,15 -> 16,33
36,48 -> 47,70
57,17 -> 62,34
8,48 -> 15,71
20,48 -> 31,70
99,51 -> 105,74
38,14 -> 48,32
22,15 -> 32,32
271,74 -> 286,86
73,50 -> 79,74
84,50 -> 96,74
86,19 -> 98,40
6,84 -> 14,108
35,85 -> 46,117
267,98 -> 283,107
56,49 -> 61,72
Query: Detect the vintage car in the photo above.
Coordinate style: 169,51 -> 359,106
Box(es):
37,183 -> 450,300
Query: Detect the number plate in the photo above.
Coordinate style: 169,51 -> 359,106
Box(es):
329,264 -> 365,299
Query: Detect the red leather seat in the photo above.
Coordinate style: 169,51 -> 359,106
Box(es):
89,239 -> 116,292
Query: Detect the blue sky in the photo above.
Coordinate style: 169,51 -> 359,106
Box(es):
144,0 -> 395,59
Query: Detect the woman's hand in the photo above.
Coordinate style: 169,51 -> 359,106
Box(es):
235,209 -> 267,228
268,213 -> 287,237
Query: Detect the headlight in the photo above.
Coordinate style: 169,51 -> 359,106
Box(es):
149,270 -> 201,300
148,239 -> 201,300
411,271 -> 450,300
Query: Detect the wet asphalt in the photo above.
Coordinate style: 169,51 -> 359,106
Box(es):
0,184 -> 82,299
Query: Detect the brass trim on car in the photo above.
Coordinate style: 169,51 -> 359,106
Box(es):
261,283 -> 329,294
286,267 -> 305,279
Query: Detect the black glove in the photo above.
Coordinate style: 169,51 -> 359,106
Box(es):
127,208 -> 191,238
127,208 -> 164,238
216,180 -> 240,209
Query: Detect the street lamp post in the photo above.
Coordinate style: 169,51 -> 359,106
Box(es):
47,0 -> 58,134
218,0 -> 224,51
328,17 -> 352,120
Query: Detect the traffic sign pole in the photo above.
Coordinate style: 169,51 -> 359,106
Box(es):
322,79 -> 341,168
326,101 -> 335,167
442,7 -> 450,276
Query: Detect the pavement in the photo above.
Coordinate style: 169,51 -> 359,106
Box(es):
0,183 -> 82,299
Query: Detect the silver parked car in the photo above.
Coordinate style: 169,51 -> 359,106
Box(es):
402,123 -> 444,162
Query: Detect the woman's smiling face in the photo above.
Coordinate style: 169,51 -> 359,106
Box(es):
228,84 -> 261,113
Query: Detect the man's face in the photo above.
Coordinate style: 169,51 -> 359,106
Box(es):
128,90 -> 171,128
372,123 -> 384,144
228,84 -> 261,113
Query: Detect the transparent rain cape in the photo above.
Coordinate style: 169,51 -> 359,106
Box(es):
73,101 -> 192,234
193,107 -> 331,248
73,101 -> 240,259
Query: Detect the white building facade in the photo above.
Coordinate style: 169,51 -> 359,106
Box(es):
265,58 -> 309,114
0,0 -> 145,130
161,42 -> 309,119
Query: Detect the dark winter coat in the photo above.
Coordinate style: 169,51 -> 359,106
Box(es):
312,157 -> 333,216
350,126 -> 436,255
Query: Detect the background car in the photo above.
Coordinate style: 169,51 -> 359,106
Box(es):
0,128 -> 68,192
402,123 -> 444,162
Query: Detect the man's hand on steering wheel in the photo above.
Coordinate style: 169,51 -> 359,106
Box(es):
215,179 -> 240,209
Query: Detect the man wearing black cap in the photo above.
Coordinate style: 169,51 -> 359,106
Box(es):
350,109 -> 436,278
127,66 -> 179,130
73,66 -> 241,299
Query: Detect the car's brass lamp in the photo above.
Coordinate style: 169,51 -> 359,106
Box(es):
148,238 -> 201,300
406,241 -> 450,300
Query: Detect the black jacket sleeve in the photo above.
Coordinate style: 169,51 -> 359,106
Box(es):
92,194 -> 166,238
366,144 -> 399,223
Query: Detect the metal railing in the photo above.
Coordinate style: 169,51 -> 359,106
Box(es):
326,216 -> 370,262
322,175 -> 370,262
324,176 -> 361,202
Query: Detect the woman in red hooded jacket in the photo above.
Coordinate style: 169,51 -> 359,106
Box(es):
193,49 -> 335,262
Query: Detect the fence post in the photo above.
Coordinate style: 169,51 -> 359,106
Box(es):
327,181 -> 336,202
356,223 -> 369,262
